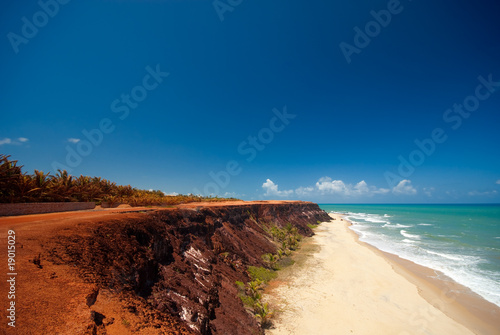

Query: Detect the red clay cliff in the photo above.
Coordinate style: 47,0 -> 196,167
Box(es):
0,201 -> 330,335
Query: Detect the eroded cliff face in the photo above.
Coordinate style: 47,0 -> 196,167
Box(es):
47,201 -> 330,334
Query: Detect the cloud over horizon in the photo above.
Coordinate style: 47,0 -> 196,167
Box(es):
423,187 -> 435,197
262,179 -> 294,197
392,180 -> 417,195
468,190 -> 498,197
262,177 -> 418,199
315,177 -> 391,197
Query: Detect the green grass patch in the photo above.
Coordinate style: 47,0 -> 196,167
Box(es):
276,257 -> 295,269
247,266 -> 277,283
235,281 -> 245,290
240,295 -> 258,308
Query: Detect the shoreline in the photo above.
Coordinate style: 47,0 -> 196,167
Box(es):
343,214 -> 500,335
265,214 -> 500,335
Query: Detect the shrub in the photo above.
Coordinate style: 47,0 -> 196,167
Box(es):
240,295 -> 258,308
254,302 -> 274,329
262,253 -> 279,270
236,280 -> 263,309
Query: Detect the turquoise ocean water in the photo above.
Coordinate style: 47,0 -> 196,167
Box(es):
319,204 -> 500,307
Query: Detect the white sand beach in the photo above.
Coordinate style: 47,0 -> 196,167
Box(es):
265,214 -> 499,335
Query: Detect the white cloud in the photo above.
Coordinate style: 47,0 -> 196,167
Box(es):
262,179 -> 294,197
315,177 -> 389,197
0,138 -> 12,146
496,180 -> 500,185
164,192 -> 179,196
295,186 -> 314,196
354,180 -> 370,194
355,180 -> 390,195
262,177 -> 419,199
392,180 -> 417,195
468,190 -> 498,197
0,137 -> 30,146
373,187 -> 391,194
423,187 -> 435,197
68,138 -> 81,143
316,177 -> 348,194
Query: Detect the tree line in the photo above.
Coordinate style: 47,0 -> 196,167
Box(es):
0,154 -> 236,205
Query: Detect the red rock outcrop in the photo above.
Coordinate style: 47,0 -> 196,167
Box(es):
8,201 -> 330,334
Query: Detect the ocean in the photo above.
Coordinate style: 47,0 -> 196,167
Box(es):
318,204 -> 500,308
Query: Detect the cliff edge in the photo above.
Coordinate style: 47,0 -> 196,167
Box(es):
0,201 -> 330,335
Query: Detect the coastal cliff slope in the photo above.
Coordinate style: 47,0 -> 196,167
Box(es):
0,201 -> 330,335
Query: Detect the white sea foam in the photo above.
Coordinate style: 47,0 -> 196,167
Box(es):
396,224 -> 413,228
418,223 -> 433,226
346,212 -> 388,224
402,239 -> 419,244
400,230 -> 421,240
425,250 -> 466,262
365,218 -> 387,223
349,221 -> 500,307
366,218 -> 383,223
382,223 -> 412,228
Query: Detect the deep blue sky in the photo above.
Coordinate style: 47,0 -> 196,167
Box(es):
1,0 -> 499,203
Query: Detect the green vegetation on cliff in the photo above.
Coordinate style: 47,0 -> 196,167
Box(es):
235,219 -> 312,328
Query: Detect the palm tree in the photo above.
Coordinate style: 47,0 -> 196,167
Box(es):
15,174 -> 35,203
51,170 -> 74,200
254,302 -> 274,328
56,170 -> 73,187
287,235 -> 299,250
28,170 -> 51,201
263,253 -> 279,270
284,223 -> 298,236
277,248 -> 284,260
246,279 -> 264,302
0,155 -> 23,202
